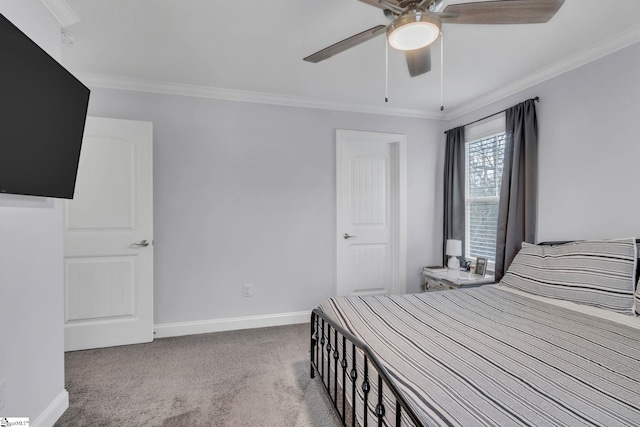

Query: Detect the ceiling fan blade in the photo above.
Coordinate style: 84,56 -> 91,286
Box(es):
440,0 -> 565,25
406,46 -> 431,77
303,25 -> 386,63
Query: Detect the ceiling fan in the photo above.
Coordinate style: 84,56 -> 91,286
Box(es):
304,0 -> 565,77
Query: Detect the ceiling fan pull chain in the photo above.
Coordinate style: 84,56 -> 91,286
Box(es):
440,30 -> 444,111
385,39 -> 389,103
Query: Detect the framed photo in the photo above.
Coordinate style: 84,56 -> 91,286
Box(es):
474,257 -> 488,277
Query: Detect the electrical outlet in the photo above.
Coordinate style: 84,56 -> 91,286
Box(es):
0,379 -> 5,411
243,284 -> 252,297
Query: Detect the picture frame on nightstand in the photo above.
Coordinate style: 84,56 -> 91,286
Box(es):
474,257 -> 488,277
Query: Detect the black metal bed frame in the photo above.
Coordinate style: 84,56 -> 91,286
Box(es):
311,239 -> 640,427
310,309 -> 424,427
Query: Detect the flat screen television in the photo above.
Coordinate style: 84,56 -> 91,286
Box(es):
0,13 -> 90,199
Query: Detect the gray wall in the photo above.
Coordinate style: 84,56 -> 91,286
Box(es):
86,91 -> 443,324
445,41 -> 640,243
0,0 -> 67,421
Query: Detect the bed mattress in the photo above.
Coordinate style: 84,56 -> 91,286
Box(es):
319,285 -> 640,426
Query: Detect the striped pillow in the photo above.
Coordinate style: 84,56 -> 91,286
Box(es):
500,238 -> 637,315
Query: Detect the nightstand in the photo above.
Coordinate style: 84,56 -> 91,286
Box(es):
421,267 -> 495,292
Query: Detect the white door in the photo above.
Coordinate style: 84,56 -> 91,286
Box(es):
63,117 -> 153,351
336,130 -> 406,297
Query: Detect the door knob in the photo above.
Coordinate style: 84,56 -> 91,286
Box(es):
131,239 -> 150,247
343,233 -> 357,240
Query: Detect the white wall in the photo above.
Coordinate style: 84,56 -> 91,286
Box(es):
445,41 -> 640,243
0,1 -> 68,424
85,90 -> 443,324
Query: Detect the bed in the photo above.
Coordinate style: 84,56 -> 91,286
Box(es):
310,238 -> 640,426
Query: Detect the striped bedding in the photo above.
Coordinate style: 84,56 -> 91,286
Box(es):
319,286 -> 640,426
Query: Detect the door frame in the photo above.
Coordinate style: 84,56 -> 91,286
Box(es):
336,129 -> 407,296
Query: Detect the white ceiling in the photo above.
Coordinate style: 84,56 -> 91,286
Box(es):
60,0 -> 640,119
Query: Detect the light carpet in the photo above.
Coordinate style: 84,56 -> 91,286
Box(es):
55,323 -> 341,426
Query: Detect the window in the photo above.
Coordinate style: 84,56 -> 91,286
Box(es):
464,116 -> 506,265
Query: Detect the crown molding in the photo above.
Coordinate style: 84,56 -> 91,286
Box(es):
78,74 -> 440,120
443,24 -> 640,120
40,0 -> 79,27
76,24 -> 640,122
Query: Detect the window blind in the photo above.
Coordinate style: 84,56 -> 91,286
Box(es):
465,133 -> 506,262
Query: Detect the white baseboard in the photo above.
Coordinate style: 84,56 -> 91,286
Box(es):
31,389 -> 68,427
153,310 -> 311,339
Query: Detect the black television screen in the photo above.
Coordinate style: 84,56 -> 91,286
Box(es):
0,13 -> 90,199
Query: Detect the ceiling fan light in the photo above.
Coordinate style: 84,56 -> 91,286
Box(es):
387,11 -> 441,51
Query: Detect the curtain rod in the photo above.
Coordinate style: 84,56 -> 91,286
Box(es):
444,96 -> 539,134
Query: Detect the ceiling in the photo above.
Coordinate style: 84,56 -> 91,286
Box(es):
60,0 -> 640,119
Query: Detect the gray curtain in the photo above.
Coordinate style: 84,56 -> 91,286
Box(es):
443,126 -> 465,266
495,99 -> 538,281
